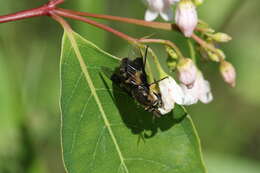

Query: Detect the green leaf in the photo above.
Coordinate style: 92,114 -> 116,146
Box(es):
60,31 -> 207,173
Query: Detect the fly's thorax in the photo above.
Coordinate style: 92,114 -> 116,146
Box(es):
131,85 -> 151,106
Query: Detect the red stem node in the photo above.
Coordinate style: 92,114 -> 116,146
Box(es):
0,0 -> 64,23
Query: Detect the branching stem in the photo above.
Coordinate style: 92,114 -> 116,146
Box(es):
191,34 -> 222,57
56,8 -> 178,31
53,9 -> 138,44
0,0 -> 64,23
139,38 -> 184,59
0,0 -> 221,61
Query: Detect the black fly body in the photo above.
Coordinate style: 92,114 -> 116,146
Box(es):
111,48 -> 163,117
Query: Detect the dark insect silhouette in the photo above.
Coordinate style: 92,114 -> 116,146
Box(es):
111,47 -> 163,117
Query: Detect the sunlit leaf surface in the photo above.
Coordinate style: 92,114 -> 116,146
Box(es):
60,32 -> 207,173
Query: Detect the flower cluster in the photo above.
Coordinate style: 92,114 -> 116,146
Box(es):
157,50 -> 237,115
157,58 -> 213,115
142,0 -> 236,115
144,0 -> 198,37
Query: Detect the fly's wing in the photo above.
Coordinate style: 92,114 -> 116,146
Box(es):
111,58 -> 136,84
132,57 -> 149,86
121,58 -> 146,86
101,66 -> 133,97
107,58 -> 139,94
121,58 -> 137,78
127,45 -> 142,60
132,57 -> 144,71
125,44 -> 148,77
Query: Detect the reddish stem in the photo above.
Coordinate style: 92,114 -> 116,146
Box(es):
48,0 -> 64,7
56,8 -> 205,33
191,34 -> 218,54
0,0 -> 64,23
0,0 -> 214,57
53,9 -> 138,44
57,8 -> 179,31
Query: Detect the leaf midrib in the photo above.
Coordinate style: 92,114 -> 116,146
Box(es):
64,31 -> 129,173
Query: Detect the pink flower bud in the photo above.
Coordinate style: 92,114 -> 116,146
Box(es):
175,0 -> 198,37
177,58 -> 197,88
220,61 -> 236,87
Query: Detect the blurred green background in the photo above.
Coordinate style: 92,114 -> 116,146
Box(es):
0,0 -> 259,172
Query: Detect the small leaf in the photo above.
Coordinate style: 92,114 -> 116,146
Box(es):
60,31 -> 207,173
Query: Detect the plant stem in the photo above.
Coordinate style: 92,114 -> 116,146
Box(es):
53,9 -> 138,44
0,7 -> 48,23
191,33 -> 221,57
53,9 -> 185,65
0,1 -> 204,57
187,39 -> 196,64
0,0 -> 64,23
53,10 -> 175,79
0,0 -> 206,54
56,8 -> 207,33
58,8 -> 212,58
50,13 -> 70,33
48,0 -> 65,7
139,38 -> 184,59
56,8 -> 178,31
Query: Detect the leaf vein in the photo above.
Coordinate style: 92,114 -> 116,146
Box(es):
125,158 -> 172,170
69,94 -> 93,154
63,72 -> 84,109
65,32 -> 129,173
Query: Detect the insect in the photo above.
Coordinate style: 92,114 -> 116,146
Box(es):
111,48 -> 163,117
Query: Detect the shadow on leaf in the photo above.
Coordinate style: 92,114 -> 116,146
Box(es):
100,68 -> 187,139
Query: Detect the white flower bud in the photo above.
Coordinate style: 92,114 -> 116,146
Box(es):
175,0 -> 198,37
177,58 -> 197,88
196,75 -> 213,104
220,61 -> 236,87
181,71 -> 213,104
167,58 -> 177,70
207,51 -> 220,62
144,0 -> 180,21
158,77 -> 185,114
211,32 -> 232,42
216,49 -> 226,59
165,46 -> 178,59
166,46 -> 178,71
180,86 -> 198,105
193,0 -> 204,6
207,49 -> 226,62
